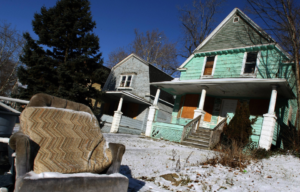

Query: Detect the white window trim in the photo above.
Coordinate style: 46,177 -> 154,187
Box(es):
240,51 -> 261,77
118,75 -> 134,88
201,55 -> 217,78
212,55 -> 218,76
240,52 -> 247,75
201,57 -> 207,77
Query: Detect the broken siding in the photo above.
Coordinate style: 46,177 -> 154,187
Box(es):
198,13 -> 270,53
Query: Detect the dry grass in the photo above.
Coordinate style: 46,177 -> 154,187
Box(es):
202,141 -> 252,170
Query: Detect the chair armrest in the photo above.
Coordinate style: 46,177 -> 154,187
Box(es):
106,143 -> 125,174
9,132 -> 36,178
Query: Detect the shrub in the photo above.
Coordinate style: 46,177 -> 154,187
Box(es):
203,141 -> 251,170
223,101 -> 257,148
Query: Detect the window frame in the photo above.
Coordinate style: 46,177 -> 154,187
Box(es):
240,51 -> 261,76
118,75 -> 134,89
201,55 -> 218,78
233,16 -> 239,23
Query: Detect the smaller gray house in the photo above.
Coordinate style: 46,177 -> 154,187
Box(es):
100,53 -> 174,135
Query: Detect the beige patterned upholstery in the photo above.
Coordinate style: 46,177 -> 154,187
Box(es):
20,105 -> 112,174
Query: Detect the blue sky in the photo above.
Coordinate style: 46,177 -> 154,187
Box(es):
1,0 -> 250,65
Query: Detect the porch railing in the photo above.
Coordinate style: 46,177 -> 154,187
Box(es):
0,96 -> 29,114
208,118 -> 227,149
180,115 -> 201,143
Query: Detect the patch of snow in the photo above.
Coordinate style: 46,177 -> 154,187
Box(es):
104,133 -> 300,192
24,171 -> 124,179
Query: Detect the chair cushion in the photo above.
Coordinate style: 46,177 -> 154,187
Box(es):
20,107 -> 112,174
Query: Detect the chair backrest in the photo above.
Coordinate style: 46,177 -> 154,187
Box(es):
27,93 -> 93,114
20,93 -> 112,174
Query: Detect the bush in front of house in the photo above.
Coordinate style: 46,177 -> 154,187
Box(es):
223,101 -> 257,148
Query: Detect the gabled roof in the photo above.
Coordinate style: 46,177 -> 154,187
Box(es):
194,8 -> 275,51
112,53 -> 148,70
178,8 -> 292,69
111,53 -> 173,78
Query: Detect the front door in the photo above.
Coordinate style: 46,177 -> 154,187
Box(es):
219,99 -> 238,123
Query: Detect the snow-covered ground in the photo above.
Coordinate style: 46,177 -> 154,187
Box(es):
104,133 -> 300,192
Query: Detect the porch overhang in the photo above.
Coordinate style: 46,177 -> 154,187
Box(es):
150,78 -> 295,99
105,91 -> 152,105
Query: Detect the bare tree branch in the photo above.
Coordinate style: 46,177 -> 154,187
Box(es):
107,29 -> 179,76
0,21 -> 25,96
105,47 -> 128,69
247,0 -> 300,130
178,0 -> 226,58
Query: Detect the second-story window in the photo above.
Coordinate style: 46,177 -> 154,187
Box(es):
204,56 -> 215,76
244,52 -> 258,74
119,75 -> 133,87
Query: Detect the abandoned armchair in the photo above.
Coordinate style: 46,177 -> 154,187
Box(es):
9,93 -> 128,192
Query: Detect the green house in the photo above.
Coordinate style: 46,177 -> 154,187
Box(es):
145,8 -> 297,150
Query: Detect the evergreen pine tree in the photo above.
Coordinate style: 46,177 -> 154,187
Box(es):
223,101 -> 258,147
17,0 -> 107,109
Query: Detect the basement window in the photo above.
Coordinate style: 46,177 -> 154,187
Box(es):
203,56 -> 215,76
244,52 -> 258,74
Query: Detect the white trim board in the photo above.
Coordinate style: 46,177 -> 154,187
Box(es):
150,78 -> 288,85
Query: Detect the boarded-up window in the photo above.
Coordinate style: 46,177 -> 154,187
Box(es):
203,96 -> 215,122
181,94 -> 200,119
204,56 -> 215,75
249,99 -> 269,116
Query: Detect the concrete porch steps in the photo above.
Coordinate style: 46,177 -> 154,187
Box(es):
181,127 -> 212,149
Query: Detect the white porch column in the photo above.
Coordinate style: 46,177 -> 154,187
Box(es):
145,106 -> 158,137
194,87 -> 208,127
198,88 -> 207,111
110,96 -> 124,133
145,88 -> 161,137
259,85 -> 278,150
153,88 -> 161,106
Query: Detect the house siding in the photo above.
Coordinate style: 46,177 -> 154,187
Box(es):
102,57 -> 151,100
101,54 -> 174,136
157,9 -> 298,149
213,53 -> 244,78
198,13 -> 270,53
180,57 -> 204,80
